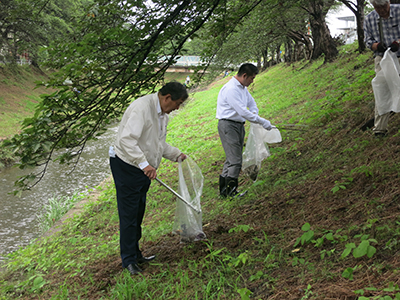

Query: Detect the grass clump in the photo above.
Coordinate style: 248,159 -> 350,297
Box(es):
35,191 -> 87,233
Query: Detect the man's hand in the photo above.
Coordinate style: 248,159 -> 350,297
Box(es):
143,165 -> 157,180
390,41 -> 399,52
262,119 -> 272,131
377,42 -> 387,52
176,153 -> 187,162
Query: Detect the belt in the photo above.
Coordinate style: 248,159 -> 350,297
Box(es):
220,118 -> 245,125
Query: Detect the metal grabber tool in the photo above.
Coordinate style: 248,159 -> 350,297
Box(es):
155,177 -> 201,214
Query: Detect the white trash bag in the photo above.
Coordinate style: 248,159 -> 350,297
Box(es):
242,123 -> 271,181
372,49 -> 400,116
263,127 -> 282,144
172,156 -> 206,243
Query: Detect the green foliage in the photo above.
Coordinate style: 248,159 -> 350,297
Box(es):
331,176 -> 353,194
229,224 -> 253,233
355,282 -> 400,299
301,284 -> 314,299
341,235 -> 377,259
36,191 -> 86,233
294,223 -> 315,247
237,287 -> 253,300
0,0 -> 91,65
342,266 -> 357,280
5,0 -> 225,191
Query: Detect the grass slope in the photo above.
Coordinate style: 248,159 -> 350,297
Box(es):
0,65 -> 52,139
2,43 -> 400,299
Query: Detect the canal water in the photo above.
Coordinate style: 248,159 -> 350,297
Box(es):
0,125 -> 118,262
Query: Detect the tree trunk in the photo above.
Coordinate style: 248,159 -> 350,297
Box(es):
285,40 -> 293,63
288,30 -> 313,60
256,56 -> 262,69
262,48 -> 268,70
355,9 -> 366,52
276,46 -> 281,64
307,0 -> 338,63
340,0 -> 366,52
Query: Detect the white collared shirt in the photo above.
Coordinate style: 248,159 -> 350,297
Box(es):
216,76 -> 261,123
157,99 -> 166,139
138,98 -> 166,170
111,92 -> 181,171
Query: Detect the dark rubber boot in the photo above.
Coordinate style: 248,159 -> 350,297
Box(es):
219,175 -> 227,198
226,177 -> 247,198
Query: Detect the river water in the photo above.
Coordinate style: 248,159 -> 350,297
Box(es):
0,125 -> 118,262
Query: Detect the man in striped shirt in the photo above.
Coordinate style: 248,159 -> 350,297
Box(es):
364,0 -> 400,137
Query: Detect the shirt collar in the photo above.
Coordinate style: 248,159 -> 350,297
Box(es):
156,96 -> 163,116
232,76 -> 245,89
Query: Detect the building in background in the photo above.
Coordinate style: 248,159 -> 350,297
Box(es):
326,5 -> 357,45
336,15 -> 357,44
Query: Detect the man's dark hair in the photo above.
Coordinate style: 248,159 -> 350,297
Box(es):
159,81 -> 188,101
237,63 -> 259,77
371,0 -> 389,5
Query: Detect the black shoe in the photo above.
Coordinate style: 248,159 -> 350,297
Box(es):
361,117 -> 374,131
137,255 -> 156,264
126,263 -> 142,275
374,132 -> 387,138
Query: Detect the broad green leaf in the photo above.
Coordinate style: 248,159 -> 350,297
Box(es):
353,240 -> 369,258
301,223 -> 311,231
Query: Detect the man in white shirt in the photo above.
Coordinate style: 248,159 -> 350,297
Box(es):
216,63 -> 272,197
109,82 -> 188,275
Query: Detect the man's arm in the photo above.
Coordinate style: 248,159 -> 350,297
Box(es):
227,89 -> 272,130
246,93 -> 259,115
364,15 -> 379,51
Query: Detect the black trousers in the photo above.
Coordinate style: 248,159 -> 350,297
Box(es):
110,156 -> 151,268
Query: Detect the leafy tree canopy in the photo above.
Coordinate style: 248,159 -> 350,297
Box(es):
4,0 -> 363,192
0,0 -> 92,65
5,0 -> 228,193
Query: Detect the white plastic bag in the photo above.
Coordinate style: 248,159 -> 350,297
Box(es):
372,49 -> 400,116
172,156 -> 206,243
242,123 -> 271,181
263,127 -> 282,144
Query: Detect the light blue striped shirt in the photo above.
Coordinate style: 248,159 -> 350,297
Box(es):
364,4 -> 400,56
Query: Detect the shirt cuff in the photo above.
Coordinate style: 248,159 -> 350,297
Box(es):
139,161 -> 149,170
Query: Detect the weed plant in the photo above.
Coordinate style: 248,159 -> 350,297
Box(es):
35,191 -> 86,233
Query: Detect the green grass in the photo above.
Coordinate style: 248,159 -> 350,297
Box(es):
0,65 -> 51,138
2,43 -> 400,299
164,71 -> 192,85
35,191 -> 88,233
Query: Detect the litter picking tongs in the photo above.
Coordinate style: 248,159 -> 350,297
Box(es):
155,177 -> 201,214
272,124 -> 309,131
